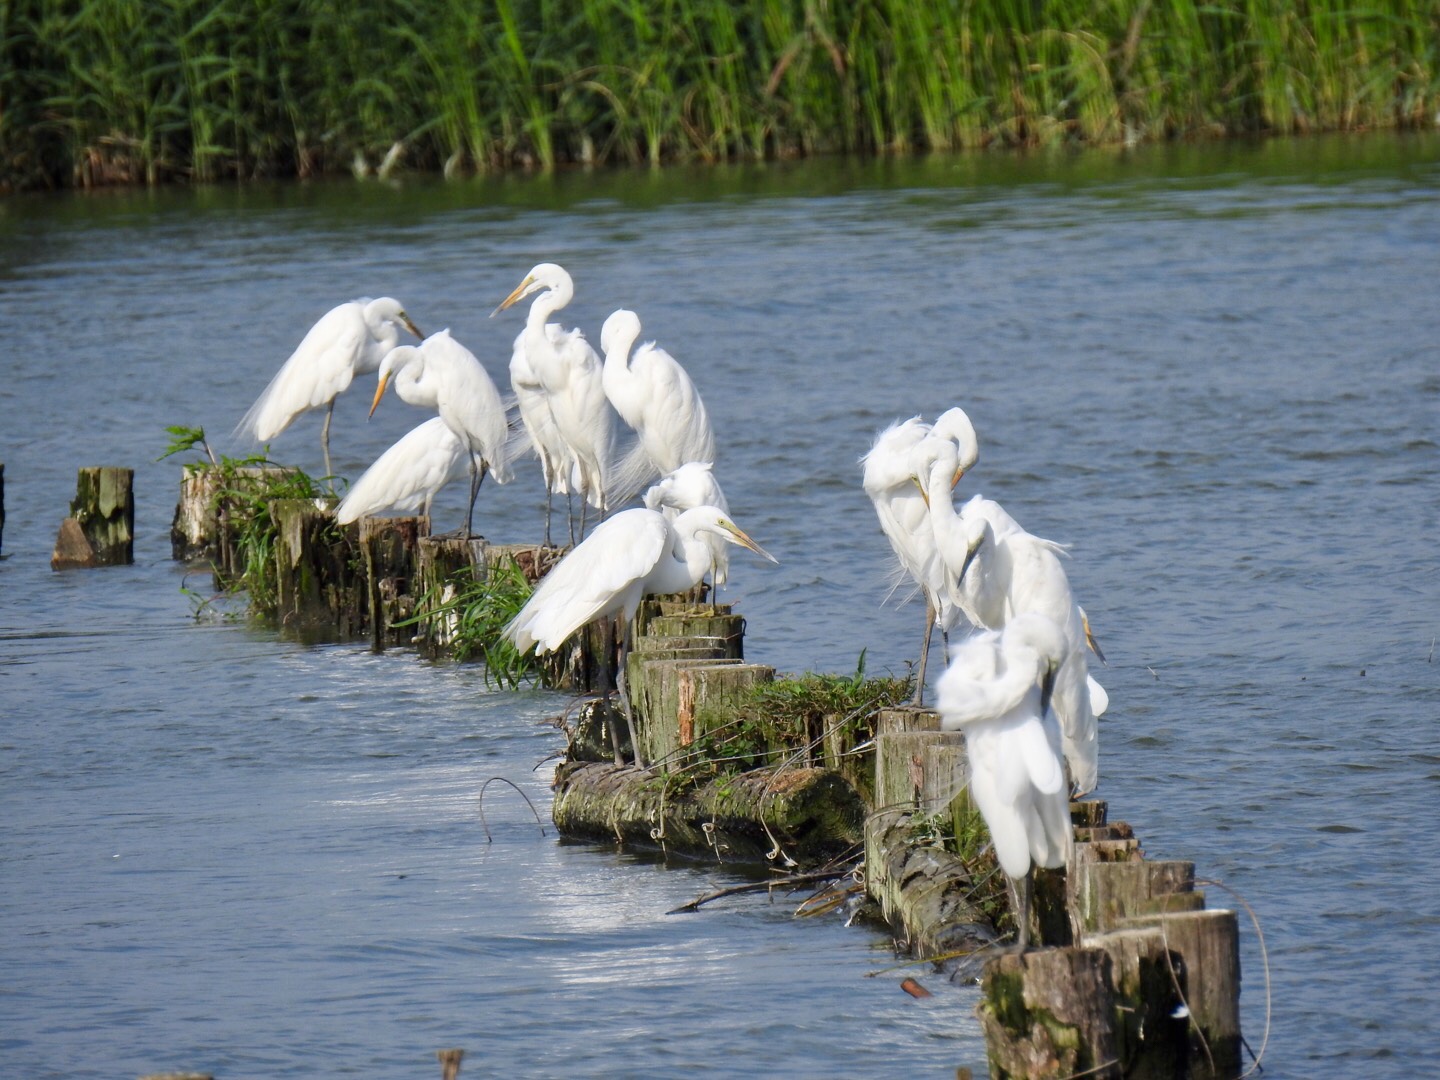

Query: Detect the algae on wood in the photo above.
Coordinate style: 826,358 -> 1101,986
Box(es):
53,466 -> 134,569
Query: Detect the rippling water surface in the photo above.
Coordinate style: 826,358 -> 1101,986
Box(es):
2,134 -> 1437,1078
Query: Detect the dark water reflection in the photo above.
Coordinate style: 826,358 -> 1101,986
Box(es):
2,133 -> 1437,1078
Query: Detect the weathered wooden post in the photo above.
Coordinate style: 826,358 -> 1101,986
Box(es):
359,515 -> 428,649
52,466 -> 134,569
268,498 -> 364,633
978,948 -> 1122,1080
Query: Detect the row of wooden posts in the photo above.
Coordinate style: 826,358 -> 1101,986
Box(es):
50,465 -> 1243,1079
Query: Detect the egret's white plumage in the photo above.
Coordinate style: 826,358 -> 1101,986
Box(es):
505,503 -> 776,769
508,326 -> 574,543
919,440 -> 1103,795
236,296 -> 422,476
505,505 -> 773,655
494,263 -> 617,526
935,612 -> 1073,949
335,417 -> 466,524
369,328 -> 515,536
643,461 -> 732,587
861,407 -> 979,704
599,309 -> 715,494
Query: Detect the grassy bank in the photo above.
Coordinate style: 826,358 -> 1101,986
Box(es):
2,0 -> 1435,191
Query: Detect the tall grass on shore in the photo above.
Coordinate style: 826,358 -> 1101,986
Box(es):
2,0 -> 1435,191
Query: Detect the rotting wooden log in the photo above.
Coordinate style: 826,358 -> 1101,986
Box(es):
979,947 -> 1122,1080
863,808 -> 999,963
1080,926 -> 1190,1079
269,498 -> 364,634
551,760 -> 864,863
53,466 -> 133,569
1118,909 -> 1242,1078
360,515 -> 428,649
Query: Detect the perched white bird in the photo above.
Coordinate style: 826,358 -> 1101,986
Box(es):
493,263 -> 617,537
236,296 -> 422,479
505,505 -> 776,767
599,308 -> 715,499
508,328 -> 574,546
861,407 -> 979,704
369,328 -> 514,537
335,417 -> 466,524
919,439 -> 1103,795
643,461 -> 731,589
935,612 -> 1074,950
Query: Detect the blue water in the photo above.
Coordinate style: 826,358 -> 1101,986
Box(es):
1,133 -> 1437,1078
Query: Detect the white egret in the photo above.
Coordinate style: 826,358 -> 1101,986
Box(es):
508,329 -> 574,546
599,308 -> 715,498
369,328 -> 514,537
335,417 -> 466,525
643,461 -> 731,591
236,296 -> 422,479
919,439 -> 1103,795
861,407 -> 979,705
935,612 -> 1074,951
505,505 -> 777,767
492,263 -> 618,537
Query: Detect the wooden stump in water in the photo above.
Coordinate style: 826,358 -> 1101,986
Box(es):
360,515 -> 428,649
52,466 -> 133,569
412,534 -> 489,658
206,465 -> 301,586
1080,926 -> 1190,1079
627,657 -> 774,769
269,498 -> 364,633
978,947 -> 1122,1080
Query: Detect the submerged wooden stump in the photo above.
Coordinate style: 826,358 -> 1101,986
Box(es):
52,466 -> 133,569
552,761 -> 864,863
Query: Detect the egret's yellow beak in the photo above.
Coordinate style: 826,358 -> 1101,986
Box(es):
915,476 -> 930,508
369,372 -> 390,418
491,275 -> 535,317
721,520 -> 779,564
952,466 -> 965,489
1082,612 -> 1107,665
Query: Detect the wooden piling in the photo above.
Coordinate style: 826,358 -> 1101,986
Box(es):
52,466 -> 133,569
360,515 -> 429,649
978,948 -> 1122,1080
269,498 -> 364,633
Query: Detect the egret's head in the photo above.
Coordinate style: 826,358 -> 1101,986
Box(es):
931,406 -> 979,478
680,506 -> 778,564
492,262 -> 573,317
600,308 -> 642,357
368,296 -> 423,340
370,345 -> 416,417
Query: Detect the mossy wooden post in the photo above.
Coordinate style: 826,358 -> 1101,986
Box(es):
269,498 -> 364,633
208,465 -> 301,585
978,948 -> 1122,1080
360,515 -> 428,649
52,467 -> 133,569
1080,926 -> 1190,1079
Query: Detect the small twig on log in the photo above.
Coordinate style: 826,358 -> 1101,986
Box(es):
476,776 -> 547,842
666,869 -> 851,915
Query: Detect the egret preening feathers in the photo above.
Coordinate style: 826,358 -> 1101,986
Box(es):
643,461 -> 732,590
862,407 -> 980,705
236,296 -> 422,480
935,612 -> 1074,951
368,328 -> 513,537
917,438 -> 1103,795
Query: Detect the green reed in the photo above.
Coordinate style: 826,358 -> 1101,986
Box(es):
1,0 -> 1434,190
